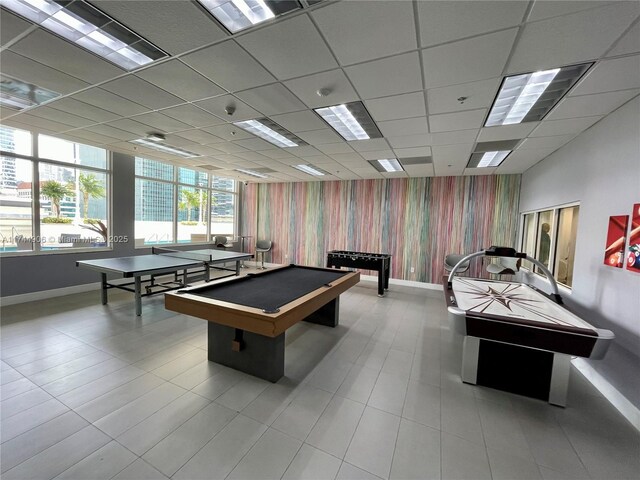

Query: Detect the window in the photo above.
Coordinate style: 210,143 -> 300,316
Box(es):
134,157 -> 237,246
520,204 -> 579,288
0,128 -> 111,253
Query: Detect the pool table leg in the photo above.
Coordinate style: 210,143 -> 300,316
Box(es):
461,336 -> 480,384
208,323 -> 285,382
304,298 -> 339,327
549,353 -> 571,407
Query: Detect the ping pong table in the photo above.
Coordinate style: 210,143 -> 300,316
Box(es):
76,247 -> 253,316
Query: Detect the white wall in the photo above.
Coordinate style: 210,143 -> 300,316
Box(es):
520,96 -> 640,409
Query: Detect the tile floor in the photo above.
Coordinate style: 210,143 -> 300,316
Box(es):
1,271 -> 638,480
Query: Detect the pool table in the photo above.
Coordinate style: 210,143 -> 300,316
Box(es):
445,277 -> 614,406
165,264 -> 360,381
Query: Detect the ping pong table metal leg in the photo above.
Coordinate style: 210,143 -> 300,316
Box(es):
134,277 -> 142,316
100,273 -> 108,305
204,262 -> 211,281
235,261 -> 240,276
183,269 -> 188,287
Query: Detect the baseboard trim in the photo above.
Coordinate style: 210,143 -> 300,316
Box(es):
360,274 -> 442,291
572,357 -> 640,431
1,282 -> 102,306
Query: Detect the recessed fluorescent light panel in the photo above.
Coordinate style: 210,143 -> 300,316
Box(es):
467,151 -> 511,168
233,118 -> 305,148
485,63 -> 592,126
315,101 -> 382,142
2,0 -> 167,70
1,74 -> 60,110
130,139 -> 201,158
293,164 -> 326,176
369,159 -> 404,173
235,168 -> 268,178
197,0 -> 301,33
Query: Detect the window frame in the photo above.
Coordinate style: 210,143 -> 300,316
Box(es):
519,201 -> 580,289
0,131 -> 112,257
134,157 -> 238,248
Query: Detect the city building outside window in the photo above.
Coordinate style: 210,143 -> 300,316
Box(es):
0,127 -> 110,253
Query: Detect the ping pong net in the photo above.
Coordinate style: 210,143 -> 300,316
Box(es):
152,247 -> 212,262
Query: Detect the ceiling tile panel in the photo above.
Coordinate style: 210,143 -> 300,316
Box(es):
46,99 -> 120,123
10,29 -> 123,83
422,29 -> 518,88
495,148 -> 557,173
387,134 -> 432,149
270,111 -> 328,133
9,113 -> 74,132
136,60 -> 225,102
1,51 -> 89,95
27,107 -> 95,128
296,129 -> 342,145
312,0 -> 416,65
431,144 -> 474,176
345,52 -> 423,99
350,139 -> 390,152
517,135 -> 576,150
365,92 -> 426,122
232,138 -> 275,151
546,89 -> 639,120
132,112 -> 193,133
92,0 -> 227,55
85,124 -> 137,141
173,129 -> 225,145
427,78 -> 500,114
394,146 -> 433,158
1,9 -> 33,45
507,3 -> 639,73
430,130 -> 480,146
195,95 -> 261,122
284,70 -> 359,108
237,15 -> 338,80
530,116 -> 602,137
204,124 -> 253,142
359,150 -> 395,161
528,1 -> 622,22
404,164 -> 435,177
477,123 -> 538,142
429,109 -> 486,132
417,1 -> 527,47
235,83 -> 306,116
378,117 -> 429,137
62,128 -> 120,144
464,167 -> 496,176
569,55 -> 640,95
316,143 -> 355,155
72,88 -> 149,116
101,77 -> 184,110
181,41 -> 276,92
160,105 -> 225,128
606,21 -> 640,57
104,119 -> 154,137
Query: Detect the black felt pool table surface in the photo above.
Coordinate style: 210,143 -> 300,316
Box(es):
179,265 -> 350,312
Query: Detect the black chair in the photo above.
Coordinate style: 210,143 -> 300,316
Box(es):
213,235 -> 233,249
255,240 -> 272,270
444,254 -> 470,274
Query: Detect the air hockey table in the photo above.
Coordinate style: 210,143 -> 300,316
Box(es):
444,247 -> 614,406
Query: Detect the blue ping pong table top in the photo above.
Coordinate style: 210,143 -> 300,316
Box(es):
76,249 -> 252,277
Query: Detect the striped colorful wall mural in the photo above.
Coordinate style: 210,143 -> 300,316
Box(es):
241,175 -> 521,284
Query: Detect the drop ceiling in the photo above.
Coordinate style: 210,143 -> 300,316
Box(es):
1,0 -> 638,183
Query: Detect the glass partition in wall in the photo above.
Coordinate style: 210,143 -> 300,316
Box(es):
134,157 -> 237,246
520,204 -> 579,288
0,127 -> 111,253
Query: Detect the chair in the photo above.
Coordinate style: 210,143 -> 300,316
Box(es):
444,254 -> 470,274
255,240 -> 272,270
213,235 -> 233,249
486,257 -> 521,275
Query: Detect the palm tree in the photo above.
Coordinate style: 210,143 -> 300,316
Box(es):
179,189 -> 201,222
40,180 -> 74,218
78,173 -> 105,219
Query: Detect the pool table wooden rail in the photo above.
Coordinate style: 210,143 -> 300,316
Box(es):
165,266 -> 360,337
